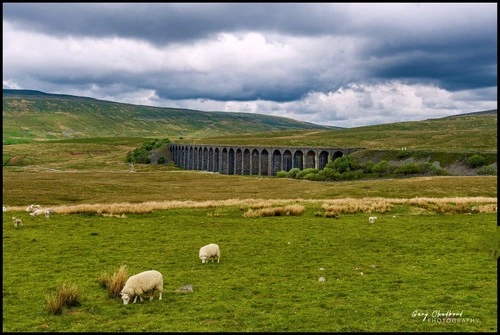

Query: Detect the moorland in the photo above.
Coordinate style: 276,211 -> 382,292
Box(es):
2,90 -> 497,332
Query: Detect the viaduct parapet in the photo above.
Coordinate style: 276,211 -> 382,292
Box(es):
169,144 -> 364,176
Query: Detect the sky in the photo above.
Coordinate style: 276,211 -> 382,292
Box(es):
2,3 -> 497,128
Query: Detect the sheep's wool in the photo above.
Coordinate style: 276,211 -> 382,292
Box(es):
120,270 -> 163,305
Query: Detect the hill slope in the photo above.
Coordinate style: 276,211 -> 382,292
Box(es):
191,110 -> 497,151
2,89 -> 334,141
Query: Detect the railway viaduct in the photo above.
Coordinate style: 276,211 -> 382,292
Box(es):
168,144 -> 364,176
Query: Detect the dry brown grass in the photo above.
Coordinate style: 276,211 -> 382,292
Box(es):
98,265 -> 129,299
8,197 -> 497,215
45,282 -> 80,315
243,204 -> 306,217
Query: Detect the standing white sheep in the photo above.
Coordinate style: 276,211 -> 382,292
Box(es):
369,216 -> 377,224
199,243 -> 221,264
120,270 -> 163,305
12,217 -> 23,228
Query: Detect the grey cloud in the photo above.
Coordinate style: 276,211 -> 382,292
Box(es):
3,3 -> 348,45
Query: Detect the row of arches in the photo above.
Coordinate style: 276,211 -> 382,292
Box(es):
169,144 -> 361,176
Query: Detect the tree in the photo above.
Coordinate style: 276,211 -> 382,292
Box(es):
372,160 -> 388,177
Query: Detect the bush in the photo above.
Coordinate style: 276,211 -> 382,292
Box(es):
477,165 -> 496,175
295,168 -> 319,179
126,139 -> 170,164
276,171 -> 288,178
327,156 -> 359,174
286,168 -> 301,179
394,162 -> 419,175
372,160 -> 389,176
362,161 -> 375,173
396,150 -> 412,159
467,154 -> 487,168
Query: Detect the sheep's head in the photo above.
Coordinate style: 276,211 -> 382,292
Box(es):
200,256 -> 207,264
120,292 -> 131,305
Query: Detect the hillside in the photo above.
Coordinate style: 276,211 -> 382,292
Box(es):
188,110 -> 497,151
2,89 -> 334,142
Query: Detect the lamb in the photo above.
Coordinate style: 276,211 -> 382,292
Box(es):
120,270 -> 163,305
30,209 -> 46,217
44,208 -> 55,219
25,204 -> 40,212
12,217 -> 23,228
369,216 -> 377,224
199,243 -> 221,264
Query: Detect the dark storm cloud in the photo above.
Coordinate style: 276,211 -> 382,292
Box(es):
2,3 -> 347,44
3,3 -> 497,127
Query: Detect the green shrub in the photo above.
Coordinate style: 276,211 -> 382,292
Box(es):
326,155 -> 359,173
396,150 -> 412,159
467,154 -> 487,168
477,165 -> 496,175
372,160 -> 389,176
362,161 -> 375,173
286,168 -> 301,178
295,168 -> 319,179
394,162 -> 419,175
126,138 -> 170,164
276,171 -> 288,178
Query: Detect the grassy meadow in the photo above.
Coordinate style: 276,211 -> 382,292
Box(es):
3,202 -> 497,332
2,131 -> 498,332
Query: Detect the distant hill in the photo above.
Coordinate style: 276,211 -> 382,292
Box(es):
191,109 -> 497,151
2,89 -> 336,141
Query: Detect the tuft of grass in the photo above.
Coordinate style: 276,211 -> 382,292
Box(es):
45,282 -> 80,315
243,204 -> 305,217
105,265 -> 129,299
97,272 -> 110,289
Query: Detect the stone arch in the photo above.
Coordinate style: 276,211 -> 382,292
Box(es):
293,150 -> 304,170
251,149 -> 259,175
305,150 -> 316,169
202,147 -> 209,170
208,147 -> 214,171
213,148 -> 220,172
260,149 -> 269,176
283,150 -> 293,172
221,148 -> 228,174
228,148 -> 235,175
235,148 -> 243,175
272,149 -> 282,175
318,150 -> 329,170
332,150 -> 343,161
188,147 -> 194,170
243,149 -> 251,175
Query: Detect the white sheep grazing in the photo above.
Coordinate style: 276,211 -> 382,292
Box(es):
25,204 -> 40,212
12,217 -> 23,227
3,206 -> 7,212
30,208 -> 46,217
199,243 -> 221,264
369,216 -> 377,224
44,208 -> 55,219
120,270 -> 163,305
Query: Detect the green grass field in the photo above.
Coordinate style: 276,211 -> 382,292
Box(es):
2,113 -> 498,332
3,204 -> 497,332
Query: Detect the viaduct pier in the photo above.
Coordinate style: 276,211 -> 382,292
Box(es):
168,144 -> 364,176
